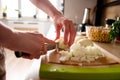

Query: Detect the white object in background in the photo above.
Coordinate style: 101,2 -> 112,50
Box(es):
7,20 -> 52,36
85,25 -> 91,37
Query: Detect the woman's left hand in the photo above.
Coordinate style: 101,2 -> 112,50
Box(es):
54,16 -> 76,46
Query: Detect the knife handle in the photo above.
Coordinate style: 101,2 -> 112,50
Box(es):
15,51 -> 29,58
15,42 -> 59,58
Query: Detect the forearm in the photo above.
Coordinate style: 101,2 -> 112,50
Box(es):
0,22 -> 18,50
30,0 -> 63,19
0,22 -> 32,52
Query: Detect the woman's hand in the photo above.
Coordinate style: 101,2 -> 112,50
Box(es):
19,32 -> 55,59
1,22 -> 55,59
29,0 -> 76,46
9,32 -> 55,59
54,16 -> 76,46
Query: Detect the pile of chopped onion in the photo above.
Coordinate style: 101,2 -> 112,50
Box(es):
59,37 -> 104,63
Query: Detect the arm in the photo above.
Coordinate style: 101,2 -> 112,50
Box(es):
0,22 -> 17,49
30,0 -> 76,46
0,21 -> 54,59
30,0 -> 62,19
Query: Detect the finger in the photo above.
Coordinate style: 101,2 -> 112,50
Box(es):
55,24 -> 61,40
68,25 -> 76,46
63,22 -> 70,45
34,54 -> 41,59
42,44 -> 47,54
43,37 -> 55,44
22,55 -> 33,60
34,56 -> 40,59
55,30 -> 60,41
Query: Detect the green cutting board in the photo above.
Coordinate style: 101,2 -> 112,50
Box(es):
39,54 -> 120,80
40,63 -> 120,80
39,48 -> 120,80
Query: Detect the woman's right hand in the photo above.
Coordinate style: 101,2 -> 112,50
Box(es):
8,32 -> 55,59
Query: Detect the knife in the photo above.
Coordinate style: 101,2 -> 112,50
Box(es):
15,42 -> 59,58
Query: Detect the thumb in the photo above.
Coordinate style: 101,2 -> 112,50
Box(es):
43,37 -> 55,44
55,29 -> 60,41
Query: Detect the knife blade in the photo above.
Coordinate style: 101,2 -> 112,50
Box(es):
15,42 -> 59,58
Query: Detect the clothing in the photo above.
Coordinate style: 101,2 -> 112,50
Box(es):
0,46 -> 6,80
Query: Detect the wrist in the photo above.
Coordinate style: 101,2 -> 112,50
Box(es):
53,14 -> 65,25
52,12 -> 63,20
6,31 -> 20,51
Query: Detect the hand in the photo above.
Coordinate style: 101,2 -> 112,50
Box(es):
54,16 -> 76,46
10,32 -> 55,59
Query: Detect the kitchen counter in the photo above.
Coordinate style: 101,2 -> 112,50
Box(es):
94,42 -> 120,58
5,25 -> 120,80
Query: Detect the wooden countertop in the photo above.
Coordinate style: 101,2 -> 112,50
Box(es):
93,42 -> 120,58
